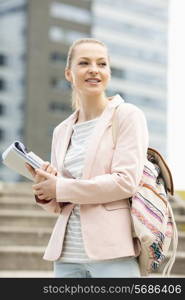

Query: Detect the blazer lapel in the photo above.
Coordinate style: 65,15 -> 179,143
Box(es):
82,94 -> 124,179
58,110 -> 79,174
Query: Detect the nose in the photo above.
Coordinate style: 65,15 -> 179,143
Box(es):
88,63 -> 99,74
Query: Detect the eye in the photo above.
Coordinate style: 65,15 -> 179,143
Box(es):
99,62 -> 107,66
79,61 -> 88,65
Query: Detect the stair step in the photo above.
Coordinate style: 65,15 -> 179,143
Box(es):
0,226 -> 52,246
1,227 -> 185,250
0,271 -> 53,278
0,182 -> 33,196
148,273 -> 185,278
0,245 -> 184,274
171,202 -> 185,215
177,232 -> 185,251
0,196 -> 41,210
0,209 -> 57,227
0,270 -> 184,278
175,215 -> 185,231
154,251 -> 185,276
0,246 -> 52,270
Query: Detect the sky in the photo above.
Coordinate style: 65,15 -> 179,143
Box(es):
167,0 -> 185,191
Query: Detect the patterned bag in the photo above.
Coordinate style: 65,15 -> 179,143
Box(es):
112,104 -> 178,277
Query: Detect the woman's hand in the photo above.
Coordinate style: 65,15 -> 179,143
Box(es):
32,169 -> 58,200
25,162 -> 60,183
25,162 -> 61,200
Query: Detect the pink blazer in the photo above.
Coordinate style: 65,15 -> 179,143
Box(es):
38,94 -> 149,261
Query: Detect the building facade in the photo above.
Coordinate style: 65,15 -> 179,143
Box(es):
0,0 -> 169,181
0,0 -> 27,181
92,0 -> 169,154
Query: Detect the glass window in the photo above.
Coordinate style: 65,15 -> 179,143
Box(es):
18,127 -> 24,136
20,53 -> 26,62
148,119 -> 166,134
50,2 -> 92,24
0,4 -> 27,17
49,101 -> 71,113
0,128 -> 4,141
50,52 -> 67,63
0,103 -> 4,115
106,89 -> 125,100
105,40 -> 166,65
111,67 -> 124,78
123,93 -> 166,111
0,54 -> 6,66
111,67 -> 166,89
0,79 -> 6,91
50,78 -> 70,90
99,0 -> 168,21
49,26 -> 87,44
95,17 -> 166,45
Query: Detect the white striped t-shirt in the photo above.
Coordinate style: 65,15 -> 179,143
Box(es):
59,117 -> 100,263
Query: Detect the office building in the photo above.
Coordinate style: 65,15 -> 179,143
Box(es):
0,0 -> 27,181
0,0 -> 169,181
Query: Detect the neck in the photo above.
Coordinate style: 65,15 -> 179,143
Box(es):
76,93 -> 109,123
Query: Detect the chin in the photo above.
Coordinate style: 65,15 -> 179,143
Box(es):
84,88 -> 105,96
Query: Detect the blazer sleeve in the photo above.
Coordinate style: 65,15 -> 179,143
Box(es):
56,107 -> 149,205
35,127 -> 63,214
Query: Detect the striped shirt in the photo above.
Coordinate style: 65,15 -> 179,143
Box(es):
59,117 -> 100,263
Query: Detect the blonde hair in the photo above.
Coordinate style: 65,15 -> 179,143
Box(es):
65,38 -> 109,111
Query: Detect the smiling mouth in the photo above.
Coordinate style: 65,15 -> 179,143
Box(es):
85,79 -> 101,83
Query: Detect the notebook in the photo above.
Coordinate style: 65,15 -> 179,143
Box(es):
1,140 -> 45,181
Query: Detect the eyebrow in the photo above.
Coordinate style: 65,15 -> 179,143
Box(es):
78,57 -> 107,60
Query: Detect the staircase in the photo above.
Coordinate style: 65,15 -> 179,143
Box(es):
0,182 -> 185,278
0,182 -> 56,277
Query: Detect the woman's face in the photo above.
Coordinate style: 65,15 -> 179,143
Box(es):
65,43 -> 111,98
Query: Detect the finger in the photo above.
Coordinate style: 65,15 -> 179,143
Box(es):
51,169 -> 57,176
34,174 -> 44,184
41,161 -> 50,171
35,168 -> 52,179
32,188 -> 41,196
46,164 -> 52,173
47,166 -> 57,176
25,163 -> 36,177
38,195 -> 51,201
32,183 -> 42,190
45,164 -> 57,175
37,194 -> 45,200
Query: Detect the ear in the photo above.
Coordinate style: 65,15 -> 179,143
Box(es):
65,68 -> 72,82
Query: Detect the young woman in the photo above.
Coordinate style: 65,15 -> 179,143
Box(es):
26,38 -> 149,278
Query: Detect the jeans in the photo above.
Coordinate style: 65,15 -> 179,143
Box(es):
54,257 -> 140,278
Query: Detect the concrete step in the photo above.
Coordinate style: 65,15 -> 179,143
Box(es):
0,226 -> 52,246
1,226 -> 184,251
1,232 -> 184,255
0,270 -> 184,278
177,232 -> 185,251
0,182 -> 33,196
175,215 -> 185,232
0,209 -> 57,228
0,246 -> 52,270
0,245 -> 184,275
0,270 -> 53,278
171,202 -> 185,215
0,196 -> 41,210
154,251 -> 185,276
